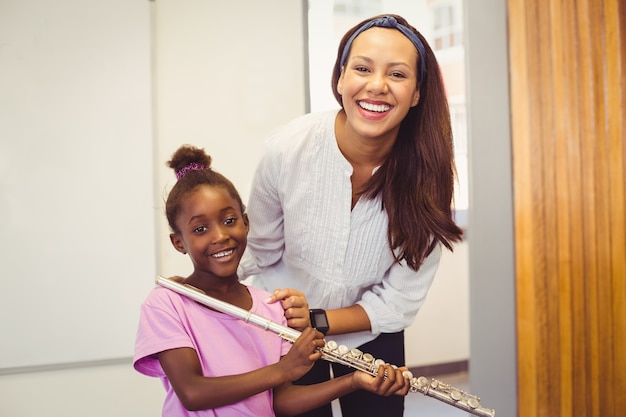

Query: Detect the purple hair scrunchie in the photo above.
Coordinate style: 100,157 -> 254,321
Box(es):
175,162 -> 205,180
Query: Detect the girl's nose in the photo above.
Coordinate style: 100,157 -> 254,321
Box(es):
210,226 -> 229,244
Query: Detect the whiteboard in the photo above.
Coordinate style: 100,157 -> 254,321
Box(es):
0,0 -> 156,371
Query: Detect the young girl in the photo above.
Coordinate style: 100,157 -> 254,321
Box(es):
239,14 -> 464,417
133,145 -> 410,417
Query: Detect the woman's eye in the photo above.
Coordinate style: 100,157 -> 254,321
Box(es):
390,72 -> 407,78
355,66 -> 369,73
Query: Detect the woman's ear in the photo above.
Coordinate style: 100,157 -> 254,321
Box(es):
170,233 -> 187,254
337,67 -> 345,96
411,89 -> 420,107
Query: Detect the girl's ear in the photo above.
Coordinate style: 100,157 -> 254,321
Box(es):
243,213 -> 250,233
170,233 -> 187,254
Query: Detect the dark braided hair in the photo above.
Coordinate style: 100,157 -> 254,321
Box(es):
165,145 -> 245,234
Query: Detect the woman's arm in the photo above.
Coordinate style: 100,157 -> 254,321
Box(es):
359,244 -> 442,335
158,328 -> 324,411
267,245 -> 441,336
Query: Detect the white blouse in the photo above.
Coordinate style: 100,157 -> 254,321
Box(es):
239,109 -> 442,349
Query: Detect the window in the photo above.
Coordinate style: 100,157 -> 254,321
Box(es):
307,0 -> 468,216
432,1 -> 463,50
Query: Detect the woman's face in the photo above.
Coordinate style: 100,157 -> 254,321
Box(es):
337,27 -> 420,142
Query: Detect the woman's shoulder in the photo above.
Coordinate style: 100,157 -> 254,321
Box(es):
283,109 -> 338,128
265,109 -> 338,148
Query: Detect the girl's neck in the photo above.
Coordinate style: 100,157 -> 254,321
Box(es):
181,273 -> 252,310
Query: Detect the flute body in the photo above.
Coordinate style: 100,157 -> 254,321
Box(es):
155,276 -> 495,417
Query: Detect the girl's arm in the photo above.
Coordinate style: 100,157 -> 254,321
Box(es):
272,363 -> 411,416
158,328 -> 325,411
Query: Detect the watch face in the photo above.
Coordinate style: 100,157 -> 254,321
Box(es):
313,312 -> 328,328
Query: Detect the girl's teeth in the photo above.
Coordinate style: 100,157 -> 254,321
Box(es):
212,249 -> 234,258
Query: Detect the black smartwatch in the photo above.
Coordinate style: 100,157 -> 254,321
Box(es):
309,309 -> 329,335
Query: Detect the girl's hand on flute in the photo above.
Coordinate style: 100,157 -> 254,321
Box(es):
276,327 -> 325,381
352,364 -> 411,397
266,288 -> 310,331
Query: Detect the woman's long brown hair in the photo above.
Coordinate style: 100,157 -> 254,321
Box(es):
331,14 -> 463,270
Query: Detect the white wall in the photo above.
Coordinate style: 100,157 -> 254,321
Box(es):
0,361 -> 164,417
465,0 -> 517,413
406,241 -> 469,367
153,0 -> 309,279
0,1 -> 472,416
0,0 -> 155,371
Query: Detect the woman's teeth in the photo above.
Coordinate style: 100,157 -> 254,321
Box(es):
359,101 -> 390,112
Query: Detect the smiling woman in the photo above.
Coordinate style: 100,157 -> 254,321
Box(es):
238,11 -> 463,417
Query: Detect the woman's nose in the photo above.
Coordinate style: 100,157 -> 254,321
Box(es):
367,72 -> 388,94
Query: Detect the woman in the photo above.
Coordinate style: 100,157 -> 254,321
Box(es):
239,15 -> 463,417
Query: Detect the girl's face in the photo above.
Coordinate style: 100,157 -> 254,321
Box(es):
337,27 -> 420,141
170,185 -> 248,280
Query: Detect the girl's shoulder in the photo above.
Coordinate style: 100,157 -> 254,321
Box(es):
142,285 -> 183,308
247,286 -> 287,321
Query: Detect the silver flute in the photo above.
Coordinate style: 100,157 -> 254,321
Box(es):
156,276 -> 495,417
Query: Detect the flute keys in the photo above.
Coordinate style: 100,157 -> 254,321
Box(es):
451,390 -> 462,401
402,370 -> 413,380
338,345 -> 349,355
349,348 -> 362,359
467,397 -> 480,409
362,353 -> 374,363
325,340 -> 338,350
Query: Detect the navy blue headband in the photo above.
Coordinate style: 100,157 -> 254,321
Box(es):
339,16 -> 427,84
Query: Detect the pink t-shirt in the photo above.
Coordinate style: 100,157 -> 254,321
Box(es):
134,285 -> 292,417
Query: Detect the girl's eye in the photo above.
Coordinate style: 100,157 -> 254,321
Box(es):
193,226 -> 207,233
224,217 -> 237,226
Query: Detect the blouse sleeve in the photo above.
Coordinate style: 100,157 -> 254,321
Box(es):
357,243 -> 442,335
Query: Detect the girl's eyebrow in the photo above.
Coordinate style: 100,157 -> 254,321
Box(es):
187,206 -> 238,223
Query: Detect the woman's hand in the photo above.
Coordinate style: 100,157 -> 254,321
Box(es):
266,288 -> 310,331
351,364 -> 411,397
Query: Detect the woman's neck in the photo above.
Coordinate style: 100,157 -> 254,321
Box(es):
334,110 -> 396,169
